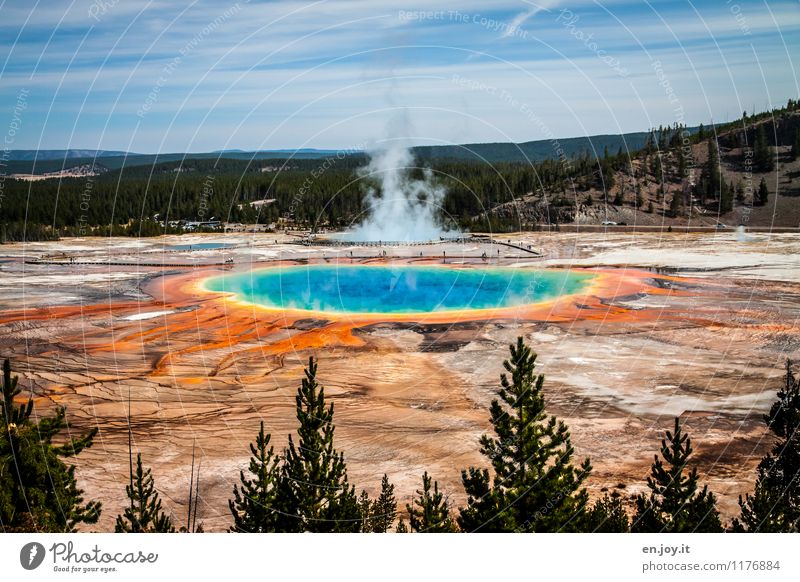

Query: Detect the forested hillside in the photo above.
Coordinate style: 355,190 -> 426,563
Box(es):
1,102 -> 798,241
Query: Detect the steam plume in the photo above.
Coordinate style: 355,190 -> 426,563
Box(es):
344,116 -> 459,242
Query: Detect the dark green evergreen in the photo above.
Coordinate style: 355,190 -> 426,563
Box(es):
115,453 -> 175,533
653,153 -> 664,184
753,124 -> 774,172
278,357 -> 361,532
755,178 -> 769,206
229,421 -> 282,532
669,191 -> 683,217
733,361 -> 800,532
407,472 -> 457,533
0,359 -> 101,532
632,418 -> 722,532
458,337 -> 591,532
697,139 -> 722,204
358,490 -> 373,531
720,179 -> 733,213
368,474 -> 397,533
585,492 -> 630,532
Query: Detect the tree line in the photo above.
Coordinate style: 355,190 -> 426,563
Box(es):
3,101 -> 796,242
2,339 -> 799,533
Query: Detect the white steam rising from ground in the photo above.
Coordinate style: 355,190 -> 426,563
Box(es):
343,142 -> 460,242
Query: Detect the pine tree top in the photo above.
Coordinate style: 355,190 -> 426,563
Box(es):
459,337 -> 591,532
115,453 -> 174,533
280,356 -> 361,532
633,417 -> 722,533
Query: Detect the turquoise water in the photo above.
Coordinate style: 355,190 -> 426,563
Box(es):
170,242 -> 231,250
204,265 -> 593,314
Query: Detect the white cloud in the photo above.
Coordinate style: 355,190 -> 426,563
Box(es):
1,0 -> 797,151
502,0 -> 559,38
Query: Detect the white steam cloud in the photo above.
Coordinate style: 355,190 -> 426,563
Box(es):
343,116 -> 460,242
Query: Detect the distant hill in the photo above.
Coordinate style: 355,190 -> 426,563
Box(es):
5,130 -> 704,174
211,148 -> 344,155
481,109 -> 800,228
2,149 -> 356,175
412,129 -> 702,163
6,149 -> 132,161
6,148 -> 348,162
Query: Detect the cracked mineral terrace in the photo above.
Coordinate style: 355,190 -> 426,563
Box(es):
1,230 -> 798,530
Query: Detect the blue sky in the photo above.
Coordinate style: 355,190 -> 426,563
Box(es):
1,0 -> 798,152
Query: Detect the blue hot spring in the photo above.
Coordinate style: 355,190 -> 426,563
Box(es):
204,265 -> 594,315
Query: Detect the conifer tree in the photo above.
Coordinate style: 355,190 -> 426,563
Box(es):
0,359 -> 101,532
357,490 -> 373,531
755,178 -> 769,206
278,357 -> 361,532
115,453 -> 175,532
734,361 -> 800,532
654,153 -> 664,185
407,472 -> 457,533
322,480 -> 361,532
601,163 -> 615,191
720,179 -> 733,213
669,191 -> 683,217
585,492 -> 630,532
632,418 -> 722,532
704,139 -> 722,202
369,474 -> 397,533
458,337 -> 591,532
644,131 -> 655,154
753,124 -> 774,172
229,421 -> 282,532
